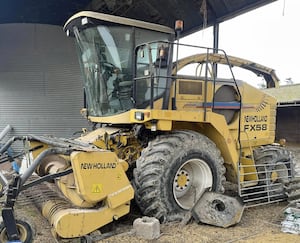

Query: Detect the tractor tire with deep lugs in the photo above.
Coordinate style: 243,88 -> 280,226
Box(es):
133,130 -> 226,222
253,145 -> 294,197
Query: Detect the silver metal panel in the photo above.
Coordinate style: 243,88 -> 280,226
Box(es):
0,23 -> 90,152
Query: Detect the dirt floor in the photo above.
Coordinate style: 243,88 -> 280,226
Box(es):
11,200 -> 300,243
104,202 -> 300,243
1,143 -> 300,243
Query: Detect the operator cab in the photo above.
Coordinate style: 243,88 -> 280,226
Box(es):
64,11 -> 174,118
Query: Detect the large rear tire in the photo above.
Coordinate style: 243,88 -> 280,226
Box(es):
253,145 -> 294,198
133,130 -> 226,222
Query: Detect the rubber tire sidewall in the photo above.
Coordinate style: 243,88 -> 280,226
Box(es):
164,150 -> 223,214
0,220 -> 33,243
133,130 -> 225,222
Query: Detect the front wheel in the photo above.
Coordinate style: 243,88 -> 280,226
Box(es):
133,130 -> 226,222
0,220 -> 33,243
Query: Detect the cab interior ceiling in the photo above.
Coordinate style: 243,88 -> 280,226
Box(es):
2,0 -> 277,37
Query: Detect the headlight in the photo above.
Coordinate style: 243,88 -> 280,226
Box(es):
135,112 -> 144,121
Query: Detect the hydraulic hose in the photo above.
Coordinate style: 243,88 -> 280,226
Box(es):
20,147 -> 71,186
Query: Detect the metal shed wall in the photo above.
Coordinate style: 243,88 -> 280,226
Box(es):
276,106 -> 300,143
264,85 -> 300,143
0,23 -> 90,150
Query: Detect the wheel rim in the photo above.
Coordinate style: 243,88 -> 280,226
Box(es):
0,222 -> 30,242
173,158 -> 213,210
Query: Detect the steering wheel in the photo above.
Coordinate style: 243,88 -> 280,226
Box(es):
100,61 -> 119,74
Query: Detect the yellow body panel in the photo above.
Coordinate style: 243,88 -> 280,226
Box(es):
240,157 -> 259,183
239,82 -> 277,148
37,149 -> 134,238
30,139 -> 134,237
43,200 -> 130,238
70,151 -> 133,204
85,75 -> 277,184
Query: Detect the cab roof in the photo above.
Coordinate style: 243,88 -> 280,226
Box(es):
64,11 -> 174,35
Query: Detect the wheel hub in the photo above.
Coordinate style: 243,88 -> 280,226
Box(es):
175,169 -> 190,191
271,171 -> 278,183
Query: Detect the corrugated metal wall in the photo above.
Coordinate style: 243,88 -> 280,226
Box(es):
0,23 -> 91,151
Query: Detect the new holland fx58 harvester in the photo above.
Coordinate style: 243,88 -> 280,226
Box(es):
0,11 -> 297,242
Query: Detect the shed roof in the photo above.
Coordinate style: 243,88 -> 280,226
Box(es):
1,0 -> 277,36
264,84 -> 300,106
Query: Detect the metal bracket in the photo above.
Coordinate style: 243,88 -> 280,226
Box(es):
2,175 -> 22,241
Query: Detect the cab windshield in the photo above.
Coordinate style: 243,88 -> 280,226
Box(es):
74,26 -> 134,116
74,25 -> 172,117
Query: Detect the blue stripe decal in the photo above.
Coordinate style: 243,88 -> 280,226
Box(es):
205,102 -> 241,109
